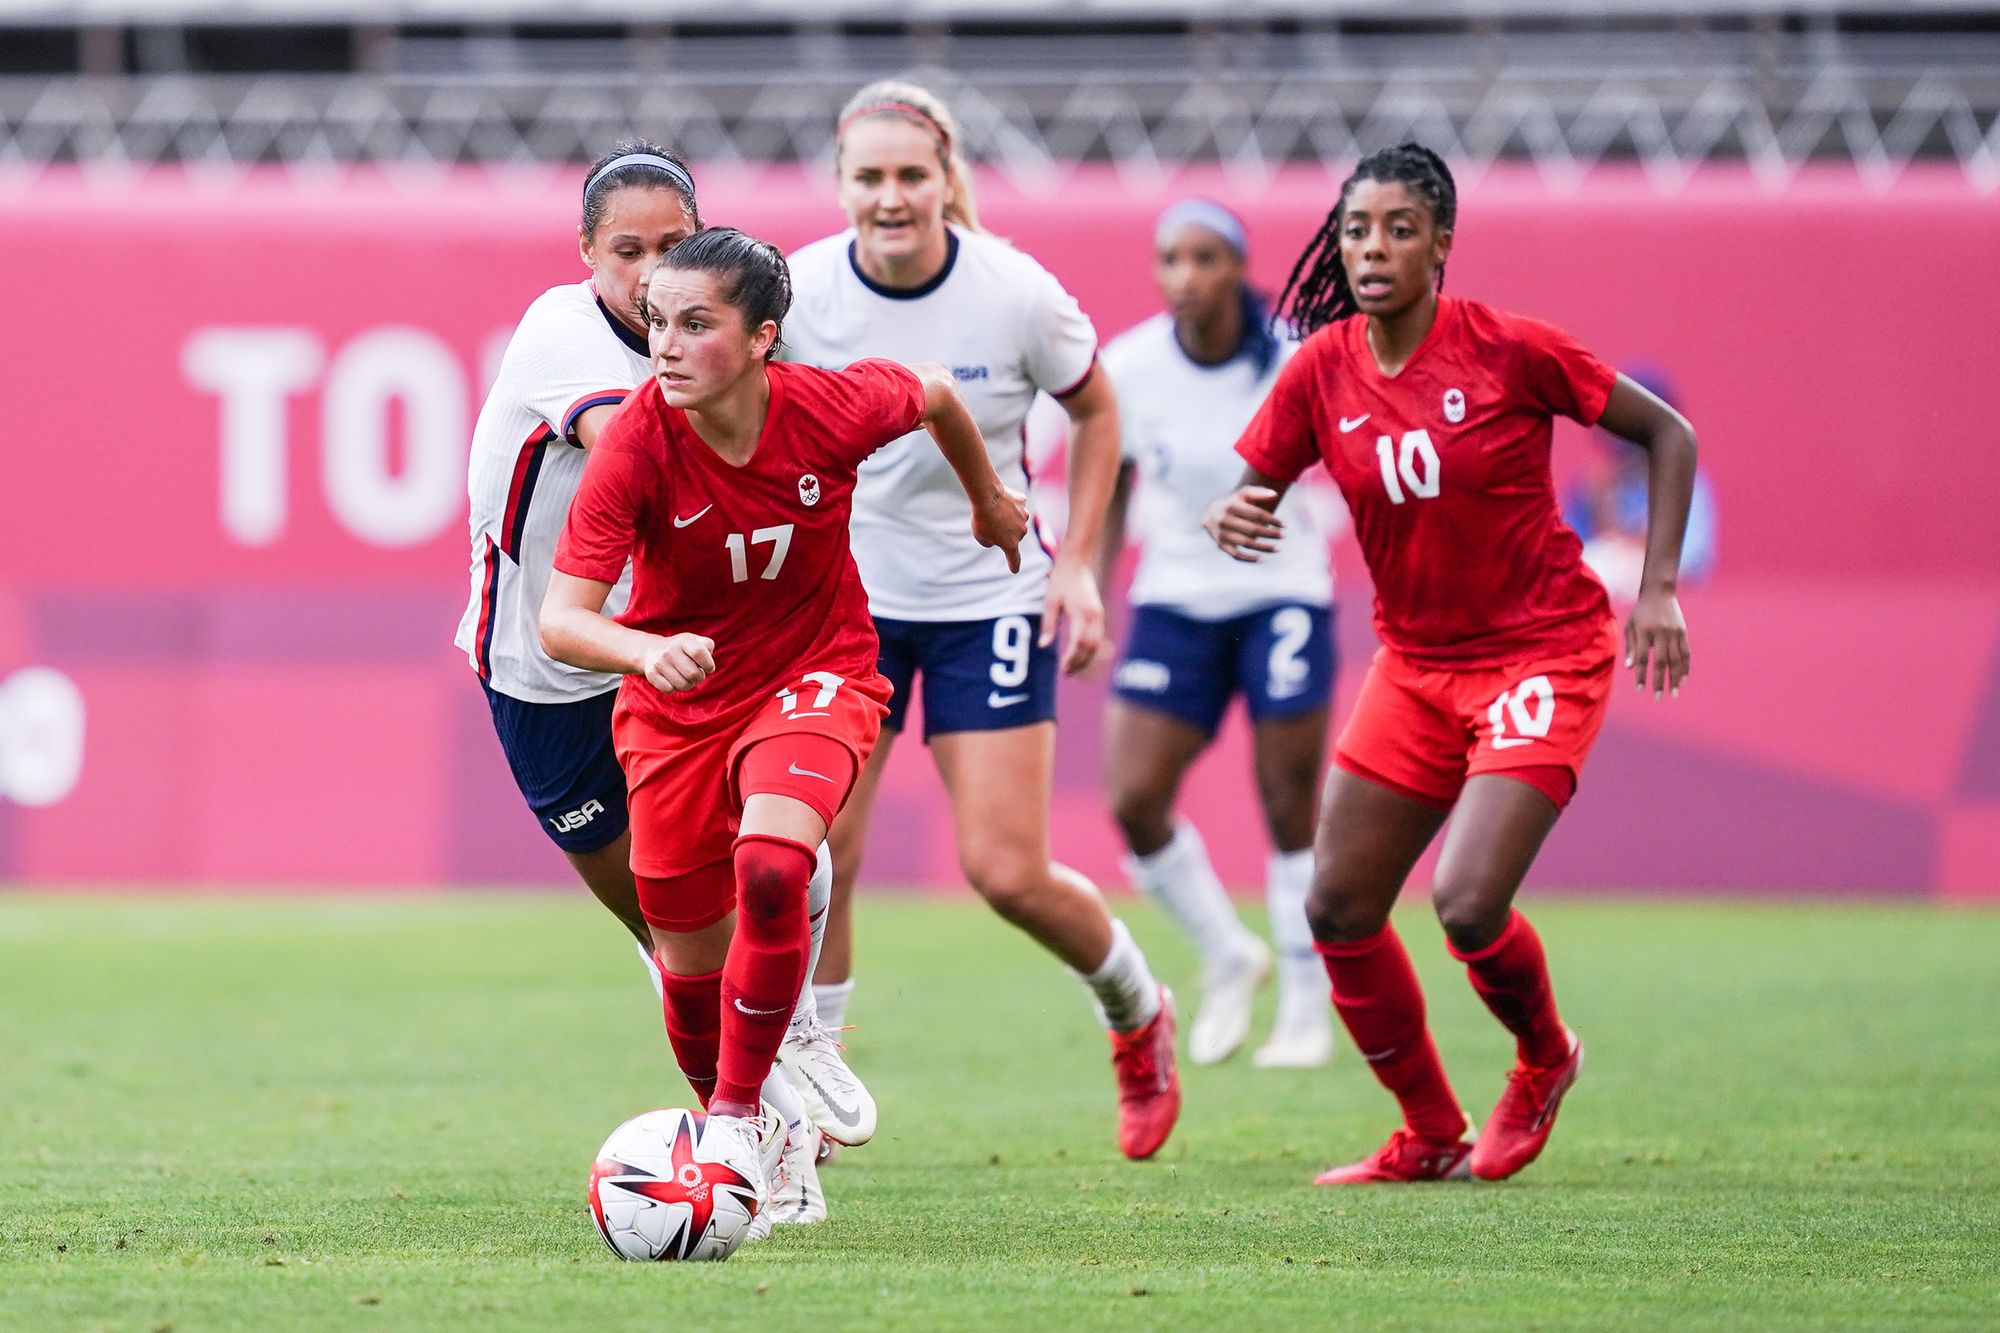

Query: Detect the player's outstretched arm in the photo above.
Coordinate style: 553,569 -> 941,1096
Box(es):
1596,374 -> 1698,698
539,570 -> 716,693
1203,465 -> 1291,562
907,362 -> 1031,574
1040,366 -> 1118,673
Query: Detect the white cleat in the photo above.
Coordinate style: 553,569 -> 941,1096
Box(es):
1188,937 -> 1274,1066
1252,1014 -> 1336,1069
768,1121 -> 828,1225
706,1107 -> 778,1242
778,1016 -> 878,1146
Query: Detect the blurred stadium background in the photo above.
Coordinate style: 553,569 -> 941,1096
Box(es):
1,0 -> 1996,897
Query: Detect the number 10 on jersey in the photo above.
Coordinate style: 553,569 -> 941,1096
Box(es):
1375,430 -> 1441,505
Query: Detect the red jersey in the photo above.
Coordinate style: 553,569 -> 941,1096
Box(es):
1236,295 -> 1617,669
554,358 -> 925,729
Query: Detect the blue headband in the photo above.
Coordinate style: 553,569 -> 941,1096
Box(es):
1154,198 -> 1247,258
585,153 -> 696,200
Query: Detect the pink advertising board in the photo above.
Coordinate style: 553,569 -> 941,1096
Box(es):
0,163 -> 1994,895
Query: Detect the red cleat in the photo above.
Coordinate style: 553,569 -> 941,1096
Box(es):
1470,1028 -> 1584,1181
1110,987 -> 1181,1160
1313,1127 -> 1473,1184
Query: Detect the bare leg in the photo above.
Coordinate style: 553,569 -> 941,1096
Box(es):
931,723 -> 1113,972
1429,775 -> 1561,955
1102,700 -> 1209,857
1304,770 -> 1447,945
1249,708 -> 1329,855
1248,707 -> 1334,1063
1106,699 -> 1268,1062
1307,770 -> 1468,1145
564,828 -> 650,949
1431,774 -> 1581,1181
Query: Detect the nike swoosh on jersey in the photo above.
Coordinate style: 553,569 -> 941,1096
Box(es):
987,690 -> 1030,708
787,763 -> 834,783
1339,415 -> 1371,433
672,504 -> 713,529
733,996 -> 790,1016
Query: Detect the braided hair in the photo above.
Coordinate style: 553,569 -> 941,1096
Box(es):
1275,143 -> 1457,337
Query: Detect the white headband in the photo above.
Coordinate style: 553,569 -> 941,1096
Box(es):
585,153 -> 696,199
1154,198 -> 1247,258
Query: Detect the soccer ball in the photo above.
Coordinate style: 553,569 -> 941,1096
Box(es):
588,1109 -> 764,1261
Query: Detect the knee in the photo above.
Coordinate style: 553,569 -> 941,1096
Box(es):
1108,782 -> 1174,852
735,840 -> 809,923
1260,787 -> 1318,852
964,855 -> 1045,927
1255,765 -> 1322,849
1431,876 -> 1509,953
1304,871 -> 1391,944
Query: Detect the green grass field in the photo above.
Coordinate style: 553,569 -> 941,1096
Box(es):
0,895 -> 1994,1331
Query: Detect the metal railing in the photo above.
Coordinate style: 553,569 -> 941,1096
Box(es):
3,29 -> 1996,193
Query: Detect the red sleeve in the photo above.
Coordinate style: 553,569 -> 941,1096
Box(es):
827,358 -> 927,467
554,415 -> 652,583
1510,314 -> 1617,426
1233,333 -> 1326,484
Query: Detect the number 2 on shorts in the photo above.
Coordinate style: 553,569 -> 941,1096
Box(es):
1266,607 -> 1313,699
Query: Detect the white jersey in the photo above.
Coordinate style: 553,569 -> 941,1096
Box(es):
784,227 -> 1098,622
455,280 -> 646,702
1102,313 -> 1333,619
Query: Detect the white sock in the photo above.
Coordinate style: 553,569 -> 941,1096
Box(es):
813,978 -> 855,1031
791,842 -> 834,1028
761,1066 -> 807,1135
1124,820 -> 1256,974
1079,918 -> 1163,1032
636,939 -> 664,1000
1265,849 -> 1325,1025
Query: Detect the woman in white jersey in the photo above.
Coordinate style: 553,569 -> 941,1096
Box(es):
784,80 -> 1181,1160
455,143 -> 864,1224
1097,201 -> 1338,1071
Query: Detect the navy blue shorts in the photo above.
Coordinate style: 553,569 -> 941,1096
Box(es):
874,612 -> 1060,740
1112,603 -> 1336,735
481,680 -> 630,853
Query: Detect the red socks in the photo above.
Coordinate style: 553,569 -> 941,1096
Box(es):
1316,926 -> 1466,1142
659,966 -> 721,1108
1449,910 -> 1569,1069
710,833 -> 815,1112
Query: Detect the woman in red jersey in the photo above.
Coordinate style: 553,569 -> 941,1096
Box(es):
540,227 -> 1029,1180
1207,144 -> 1697,1184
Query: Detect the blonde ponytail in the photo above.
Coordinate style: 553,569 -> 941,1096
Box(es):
835,79 -> 983,234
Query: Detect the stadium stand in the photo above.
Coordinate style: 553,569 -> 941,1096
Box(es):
0,3 -> 1995,189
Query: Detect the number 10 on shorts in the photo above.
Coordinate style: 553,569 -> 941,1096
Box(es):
1487,675 -> 1554,750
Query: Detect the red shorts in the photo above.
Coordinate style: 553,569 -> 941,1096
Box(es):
612,668 -> 891,889
1334,619 -> 1617,811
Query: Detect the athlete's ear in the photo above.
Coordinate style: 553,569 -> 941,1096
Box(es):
1431,225 -> 1453,269
578,224 -> 594,270
749,319 -> 779,362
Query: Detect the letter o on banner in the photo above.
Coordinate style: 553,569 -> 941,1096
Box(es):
0,667 -> 86,808
322,328 -> 468,547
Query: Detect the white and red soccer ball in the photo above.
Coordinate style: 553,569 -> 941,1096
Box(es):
588,1109 -> 762,1262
